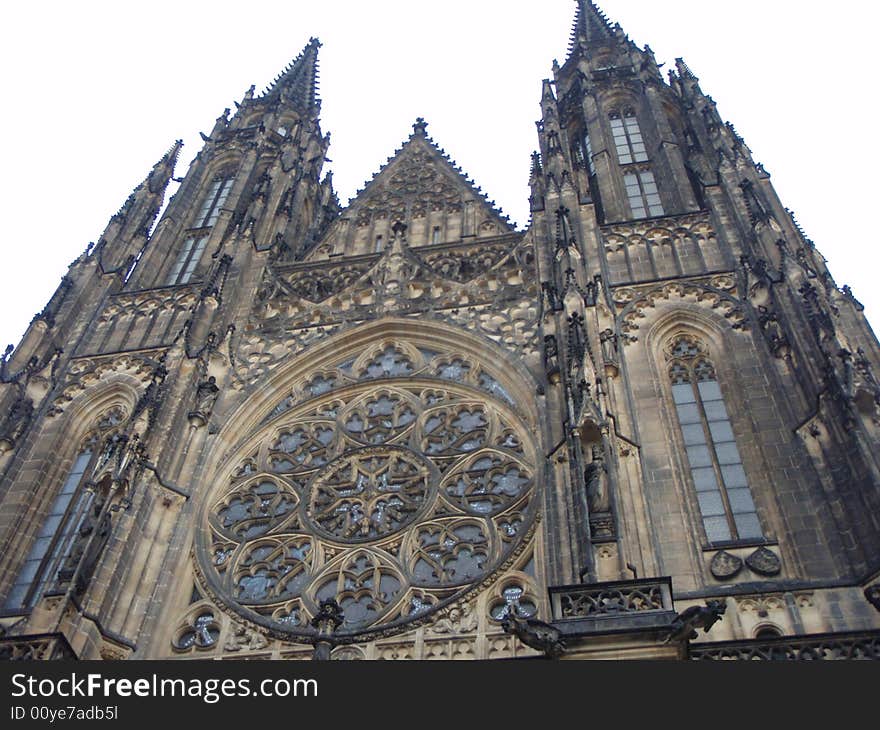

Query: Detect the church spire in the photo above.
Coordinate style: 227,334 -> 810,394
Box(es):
568,1 -> 615,57
95,140 -> 182,274
146,139 -> 183,196
260,37 -> 322,112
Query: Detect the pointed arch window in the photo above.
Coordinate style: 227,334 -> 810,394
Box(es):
194,175 -> 234,229
610,109 -> 648,165
624,170 -> 664,219
3,445 -> 98,610
165,235 -> 208,286
668,335 -> 763,544
574,129 -> 596,175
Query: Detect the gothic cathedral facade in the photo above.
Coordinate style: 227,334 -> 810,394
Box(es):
2,3 -> 879,661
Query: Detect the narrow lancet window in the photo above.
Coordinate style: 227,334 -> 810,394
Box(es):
165,235 -> 208,285
194,176 -> 234,228
610,109 -> 648,164
668,335 -> 762,544
3,447 -> 95,609
624,170 -> 664,219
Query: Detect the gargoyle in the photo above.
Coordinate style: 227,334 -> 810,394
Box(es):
502,614 -> 566,658
665,600 -> 727,644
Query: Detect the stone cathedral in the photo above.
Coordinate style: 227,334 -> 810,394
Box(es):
1,2 -> 879,661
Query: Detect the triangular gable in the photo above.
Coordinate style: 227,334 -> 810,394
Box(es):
309,119 -> 514,258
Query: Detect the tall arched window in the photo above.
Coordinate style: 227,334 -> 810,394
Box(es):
667,335 -> 763,544
3,445 -> 96,609
609,109 -> 648,165
194,175 -> 234,229
163,173 -> 234,286
165,235 -> 208,286
2,409 -> 124,610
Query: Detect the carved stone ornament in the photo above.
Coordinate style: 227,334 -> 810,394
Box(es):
427,601 -> 479,635
330,646 -> 365,660
745,546 -> 781,577
224,622 -> 270,652
710,550 -> 744,580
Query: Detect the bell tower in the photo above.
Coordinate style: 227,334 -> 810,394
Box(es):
528,1 -> 880,657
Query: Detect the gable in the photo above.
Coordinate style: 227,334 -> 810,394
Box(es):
309,121 -> 515,259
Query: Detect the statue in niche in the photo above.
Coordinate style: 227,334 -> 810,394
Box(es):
189,376 -> 220,428
58,499 -> 112,596
543,335 -> 560,381
584,443 -> 610,515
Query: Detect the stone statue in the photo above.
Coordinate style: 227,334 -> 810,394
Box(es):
58,499 -> 112,596
189,376 -> 220,427
599,329 -> 618,364
195,376 -> 220,416
665,600 -> 727,644
584,443 -> 610,515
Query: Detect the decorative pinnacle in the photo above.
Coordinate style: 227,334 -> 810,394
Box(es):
412,117 -> 428,137
675,57 -> 698,80
529,151 -> 543,179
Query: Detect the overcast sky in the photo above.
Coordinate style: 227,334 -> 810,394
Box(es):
1,0 -> 878,350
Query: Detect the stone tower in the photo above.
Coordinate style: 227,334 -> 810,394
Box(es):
1,3 -> 878,661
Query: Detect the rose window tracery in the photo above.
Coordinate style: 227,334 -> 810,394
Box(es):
198,342 -> 538,639
306,447 -> 433,541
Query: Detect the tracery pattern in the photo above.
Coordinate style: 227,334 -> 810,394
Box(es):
199,347 -> 537,640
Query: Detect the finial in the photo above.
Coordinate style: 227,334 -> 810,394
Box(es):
412,117 -> 428,137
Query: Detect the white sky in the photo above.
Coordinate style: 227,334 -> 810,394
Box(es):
1,0 -> 878,350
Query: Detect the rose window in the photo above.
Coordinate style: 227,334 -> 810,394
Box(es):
198,346 -> 537,640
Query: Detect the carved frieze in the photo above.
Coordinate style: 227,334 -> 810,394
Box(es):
234,235 -> 538,386
88,286 -> 201,354
602,213 -> 729,286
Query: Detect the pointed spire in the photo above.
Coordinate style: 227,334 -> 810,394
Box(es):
112,140 -> 182,223
146,139 -> 183,195
675,57 -> 699,81
94,141 -> 182,274
261,37 -> 322,111
568,1 -> 615,56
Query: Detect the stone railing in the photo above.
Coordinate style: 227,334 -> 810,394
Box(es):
690,630 -> 880,661
0,633 -> 77,661
549,578 -> 674,621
